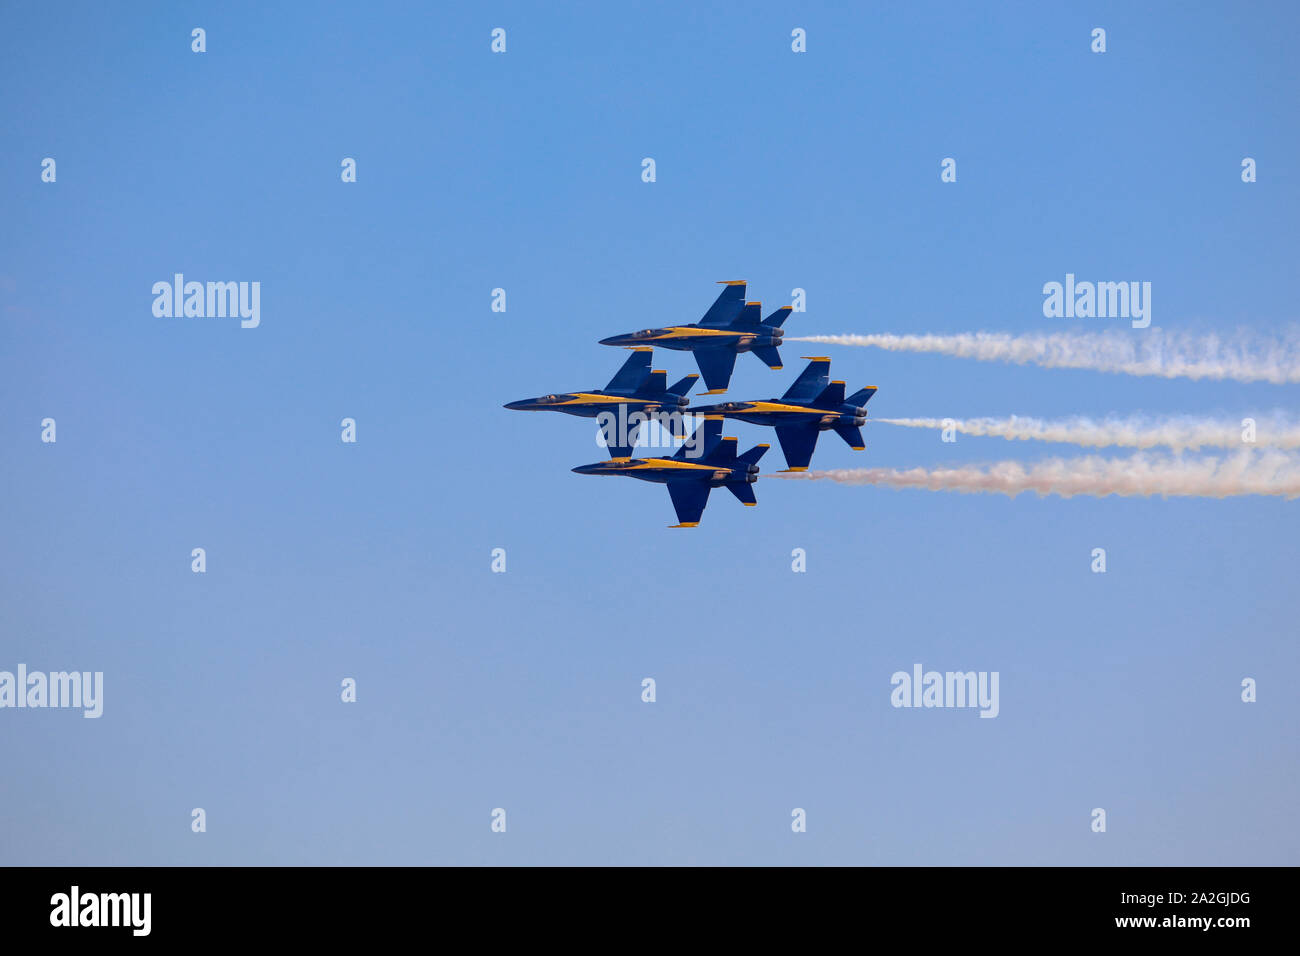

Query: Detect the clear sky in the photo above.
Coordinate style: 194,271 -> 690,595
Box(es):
1,1 -> 1296,865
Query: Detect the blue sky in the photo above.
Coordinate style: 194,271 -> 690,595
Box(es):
1,1 -> 1297,865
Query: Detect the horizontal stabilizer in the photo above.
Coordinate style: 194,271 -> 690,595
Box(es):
846,386 -> 878,406
834,423 -> 865,451
751,344 -> 783,369
727,481 -> 757,506
735,443 -> 770,466
762,305 -> 793,328
667,373 -> 699,396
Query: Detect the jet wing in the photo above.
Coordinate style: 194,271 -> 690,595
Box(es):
667,480 -> 712,527
693,347 -> 738,393
698,281 -> 747,327
774,424 -> 821,471
604,348 -> 654,393
604,414 -> 644,459
781,358 -> 831,402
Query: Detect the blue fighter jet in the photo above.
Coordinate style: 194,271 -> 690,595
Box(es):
598,281 -> 793,394
571,418 -> 769,527
504,349 -> 698,457
691,357 -> 877,471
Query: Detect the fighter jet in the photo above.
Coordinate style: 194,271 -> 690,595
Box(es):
571,418 -> 769,528
504,349 -> 698,457
598,281 -> 792,394
691,357 -> 877,472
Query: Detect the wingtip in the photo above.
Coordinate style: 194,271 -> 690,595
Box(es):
669,522 -> 700,528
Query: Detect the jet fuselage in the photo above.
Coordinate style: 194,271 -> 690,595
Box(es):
599,326 -> 782,353
504,390 -> 688,418
572,457 -> 757,486
691,399 -> 868,430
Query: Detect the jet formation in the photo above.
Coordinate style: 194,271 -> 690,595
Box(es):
504,282 -> 879,526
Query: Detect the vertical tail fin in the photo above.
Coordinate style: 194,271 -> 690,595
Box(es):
604,348 -> 654,393
699,281 -> 747,327
637,369 -> 667,395
674,416 -> 723,460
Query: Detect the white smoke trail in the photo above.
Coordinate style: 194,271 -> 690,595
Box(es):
789,329 -> 1300,384
771,450 -> 1300,499
874,413 -> 1300,452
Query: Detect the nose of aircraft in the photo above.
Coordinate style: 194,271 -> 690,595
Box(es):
571,463 -> 601,475
503,399 -> 532,410
598,334 -> 627,346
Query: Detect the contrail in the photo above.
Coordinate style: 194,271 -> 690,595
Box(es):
873,413 -> 1300,452
771,450 -> 1300,499
789,329 -> 1300,384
